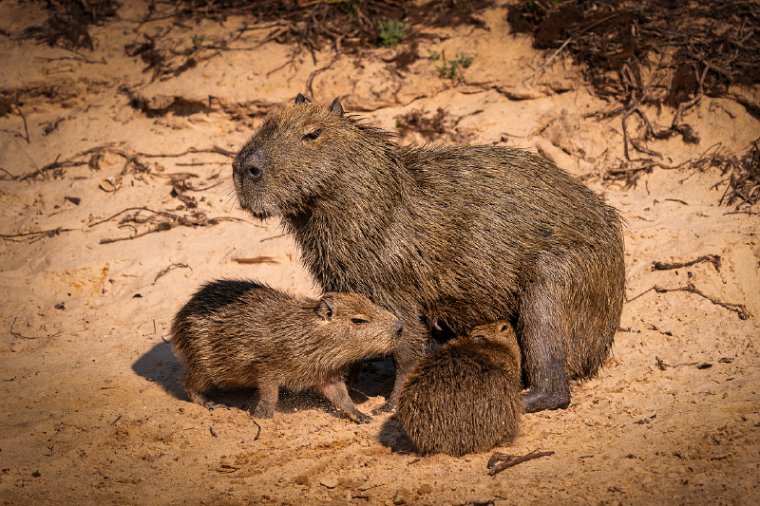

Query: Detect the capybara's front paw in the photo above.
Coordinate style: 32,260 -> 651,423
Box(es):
351,412 -> 372,424
372,402 -> 395,415
251,404 -> 275,419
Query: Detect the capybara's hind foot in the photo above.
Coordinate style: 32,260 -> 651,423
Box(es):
522,388 -> 570,413
320,380 -> 372,423
187,389 -> 224,410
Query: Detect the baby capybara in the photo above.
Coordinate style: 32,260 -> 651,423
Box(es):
171,279 -> 403,423
397,321 -> 522,456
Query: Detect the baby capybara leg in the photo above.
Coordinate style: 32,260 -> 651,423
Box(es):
320,380 -> 370,424
183,372 -> 221,410
251,380 -> 278,419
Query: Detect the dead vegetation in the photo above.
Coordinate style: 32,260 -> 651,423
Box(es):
0,144 -> 240,245
22,0 -> 118,50
9,1 -> 759,210
123,0 -> 491,80
508,0 -> 760,206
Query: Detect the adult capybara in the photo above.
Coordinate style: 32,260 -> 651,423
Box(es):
233,95 -> 625,413
171,279 -> 403,423
397,321 -> 522,456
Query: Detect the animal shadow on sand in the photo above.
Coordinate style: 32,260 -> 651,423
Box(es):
357,357 -> 417,453
379,415 -> 417,454
132,342 -> 396,421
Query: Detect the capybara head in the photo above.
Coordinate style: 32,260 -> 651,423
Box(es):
233,94 -> 368,219
318,292 -> 403,357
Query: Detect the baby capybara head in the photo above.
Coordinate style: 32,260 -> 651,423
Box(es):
468,320 -> 521,369
233,94 -> 364,219
320,292 -> 403,357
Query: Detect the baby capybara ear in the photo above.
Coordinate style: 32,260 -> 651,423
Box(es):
295,93 -> 309,104
328,97 -> 344,116
316,294 -> 336,320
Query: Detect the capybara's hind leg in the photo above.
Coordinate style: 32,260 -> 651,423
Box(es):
518,277 -> 571,413
320,380 -> 370,424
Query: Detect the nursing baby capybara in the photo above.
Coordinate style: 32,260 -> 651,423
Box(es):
398,321 -> 522,456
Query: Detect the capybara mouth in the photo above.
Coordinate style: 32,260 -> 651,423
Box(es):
236,194 -> 272,220
248,209 -> 271,220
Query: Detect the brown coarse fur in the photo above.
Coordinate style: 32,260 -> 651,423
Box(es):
170,279 -> 402,423
233,95 -> 625,413
398,321 -> 522,456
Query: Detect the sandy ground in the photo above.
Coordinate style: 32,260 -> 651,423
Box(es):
1,2 -> 759,504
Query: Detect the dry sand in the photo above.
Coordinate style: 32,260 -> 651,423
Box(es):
1,2 -> 759,504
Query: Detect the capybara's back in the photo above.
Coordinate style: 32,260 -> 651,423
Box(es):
397,321 -> 522,456
171,279 -> 402,422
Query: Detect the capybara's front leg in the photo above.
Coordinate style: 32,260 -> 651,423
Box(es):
320,380 -> 370,424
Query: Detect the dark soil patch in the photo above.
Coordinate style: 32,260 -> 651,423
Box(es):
143,0 -> 491,56
507,0 -> 760,107
396,107 -> 449,141
22,0 -> 118,50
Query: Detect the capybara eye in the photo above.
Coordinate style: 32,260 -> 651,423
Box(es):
499,324 -> 508,332
302,129 -> 322,142
351,318 -> 369,325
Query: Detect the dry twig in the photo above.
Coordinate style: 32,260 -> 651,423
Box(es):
487,450 -> 554,476
654,283 -> 751,320
153,263 -> 192,284
652,255 -> 721,272
232,256 -> 278,265
10,317 -> 61,340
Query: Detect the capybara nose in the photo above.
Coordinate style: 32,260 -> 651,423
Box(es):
236,150 -> 264,182
395,322 -> 403,338
246,164 -> 263,181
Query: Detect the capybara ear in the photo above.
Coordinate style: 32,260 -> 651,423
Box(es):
328,97 -> 344,117
295,93 -> 309,104
316,294 -> 336,320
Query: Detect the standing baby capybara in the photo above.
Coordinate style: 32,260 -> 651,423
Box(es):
397,321 -> 522,456
170,279 -> 403,423
233,95 -> 625,413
